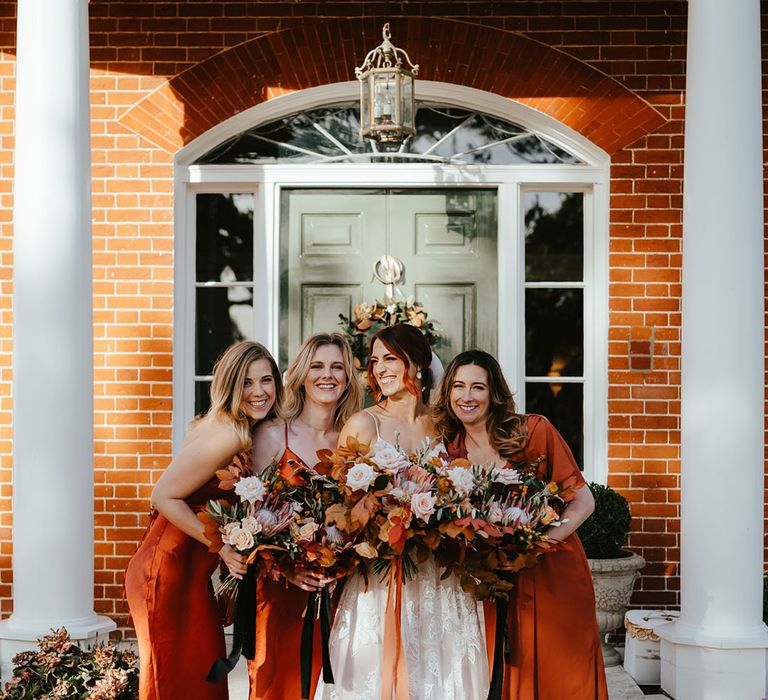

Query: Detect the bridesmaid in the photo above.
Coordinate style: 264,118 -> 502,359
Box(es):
125,341 -> 282,700
247,332 -> 362,700
432,349 -> 608,700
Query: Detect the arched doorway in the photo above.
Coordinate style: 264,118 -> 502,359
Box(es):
174,81 -> 609,481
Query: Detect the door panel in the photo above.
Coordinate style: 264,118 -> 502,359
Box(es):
414,283 -> 475,362
301,284 -> 361,341
282,189 -> 497,369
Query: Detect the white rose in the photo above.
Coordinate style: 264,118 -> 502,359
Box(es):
354,542 -> 378,559
494,468 -> 522,485
486,501 -> 504,524
241,516 -> 263,535
298,519 -> 320,541
386,304 -> 397,314
229,527 -> 254,552
410,492 -> 437,522
447,466 -> 475,496
222,522 -> 239,542
234,476 -> 267,504
502,505 -> 532,526
372,444 -> 411,473
346,462 -> 377,491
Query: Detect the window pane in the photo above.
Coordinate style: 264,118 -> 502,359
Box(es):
524,192 -> 584,282
196,287 -> 254,376
196,193 -> 254,283
525,288 -> 583,377
195,380 -> 212,417
193,103 -> 583,165
525,382 -> 583,468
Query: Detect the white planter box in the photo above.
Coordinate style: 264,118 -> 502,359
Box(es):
623,609 -> 679,685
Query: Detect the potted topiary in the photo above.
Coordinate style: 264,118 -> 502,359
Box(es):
577,482 -> 645,667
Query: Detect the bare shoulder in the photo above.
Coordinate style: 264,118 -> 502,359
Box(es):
340,410 -> 378,441
184,416 -> 241,455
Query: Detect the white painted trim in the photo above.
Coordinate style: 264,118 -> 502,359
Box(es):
173,83 -> 610,485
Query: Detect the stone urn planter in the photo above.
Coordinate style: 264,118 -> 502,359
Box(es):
577,483 -> 645,667
588,551 -> 646,666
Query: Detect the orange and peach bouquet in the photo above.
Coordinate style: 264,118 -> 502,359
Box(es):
201,436 -> 575,605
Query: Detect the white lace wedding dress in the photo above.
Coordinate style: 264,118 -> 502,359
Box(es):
314,433 -> 490,700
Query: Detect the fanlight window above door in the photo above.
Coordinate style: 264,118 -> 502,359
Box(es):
194,103 -> 583,165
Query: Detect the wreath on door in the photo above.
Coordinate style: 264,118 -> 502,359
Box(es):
338,296 -> 441,371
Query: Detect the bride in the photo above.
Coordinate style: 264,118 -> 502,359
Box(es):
314,324 -> 489,700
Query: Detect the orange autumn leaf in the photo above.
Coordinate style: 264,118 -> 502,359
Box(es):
325,503 -> 352,532
350,492 -> 379,528
337,435 -> 370,460
421,530 -> 441,551
439,521 -> 475,541
215,465 -> 242,490
447,457 -> 472,468
197,511 -> 223,553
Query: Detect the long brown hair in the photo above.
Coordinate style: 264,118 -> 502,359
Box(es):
432,350 -> 526,458
367,324 -> 433,403
206,341 -> 283,449
279,332 -> 363,431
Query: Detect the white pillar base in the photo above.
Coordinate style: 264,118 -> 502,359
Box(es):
659,623 -> 768,700
0,615 -> 115,681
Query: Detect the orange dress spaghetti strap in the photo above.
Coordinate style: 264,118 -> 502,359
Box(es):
480,415 -> 609,700
125,450 -> 252,700
247,423 -> 322,700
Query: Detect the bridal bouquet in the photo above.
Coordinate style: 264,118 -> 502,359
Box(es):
276,456 -> 361,582
417,453 -> 575,600
312,436 -> 437,579
199,460 -> 298,606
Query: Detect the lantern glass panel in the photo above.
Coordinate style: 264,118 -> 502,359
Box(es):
373,71 -> 397,125
402,74 -> 414,131
360,77 -> 372,132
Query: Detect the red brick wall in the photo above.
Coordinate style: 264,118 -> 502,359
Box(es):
0,1 -> 729,633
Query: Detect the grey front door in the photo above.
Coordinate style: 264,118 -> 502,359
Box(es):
280,188 -> 498,368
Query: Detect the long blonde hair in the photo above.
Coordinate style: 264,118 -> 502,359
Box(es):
432,350 -> 526,458
206,341 -> 283,449
279,333 -> 362,431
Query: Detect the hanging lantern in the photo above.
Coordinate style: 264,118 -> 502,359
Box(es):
355,23 -> 419,147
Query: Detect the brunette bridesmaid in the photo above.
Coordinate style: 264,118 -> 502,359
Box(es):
247,332 -> 362,700
125,341 -> 282,700
433,350 -> 608,700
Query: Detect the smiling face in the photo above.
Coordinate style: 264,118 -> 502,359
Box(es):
303,343 -> 347,407
369,338 -> 416,398
449,363 -> 491,428
240,358 -> 277,420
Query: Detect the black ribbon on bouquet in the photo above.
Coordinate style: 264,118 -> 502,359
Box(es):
487,598 -> 512,700
206,565 -> 257,683
300,587 -> 334,700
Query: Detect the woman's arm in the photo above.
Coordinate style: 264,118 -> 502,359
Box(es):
547,483 -> 594,541
150,419 -> 248,578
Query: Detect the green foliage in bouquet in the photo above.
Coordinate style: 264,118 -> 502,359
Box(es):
576,482 -> 632,559
1,628 -> 138,699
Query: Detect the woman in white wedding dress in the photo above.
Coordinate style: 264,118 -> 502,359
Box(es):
314,324 -> 489,700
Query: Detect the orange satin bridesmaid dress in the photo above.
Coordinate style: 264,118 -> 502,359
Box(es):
125,451 -> 250,700
248,425 -> 322,700
483,415 -> 608,700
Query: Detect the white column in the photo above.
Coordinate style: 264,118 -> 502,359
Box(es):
0,0 -> 114,675
657,1 -> 768,697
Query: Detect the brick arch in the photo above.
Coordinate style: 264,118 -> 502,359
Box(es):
119,18 -> 665,156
